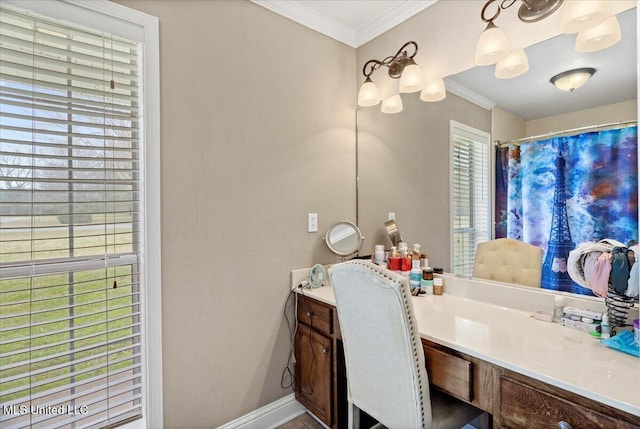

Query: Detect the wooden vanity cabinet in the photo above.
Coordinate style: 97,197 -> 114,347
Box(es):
295,295 -> 346,428
498,370 -> 640,429
294,294 -> 640,429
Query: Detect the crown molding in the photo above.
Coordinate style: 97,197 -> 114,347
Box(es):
251,0 -> 439,48
444,78 -> 496,111
251,0 -> 357,47
355,0 -> 439,47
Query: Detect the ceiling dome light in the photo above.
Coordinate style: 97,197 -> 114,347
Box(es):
420,79 -> 446,102
575,15 -> 621,52
357,77 -> 381,107
381,95 -> 403,114
550,67 -> 596,92
399,63 -> 425,93
495,49 -> 529,79
475,22 -> 511,66
560,0 -> 609,34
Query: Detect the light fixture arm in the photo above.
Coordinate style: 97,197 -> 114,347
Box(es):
480,0 -> 563,24
362,41 -> 419,80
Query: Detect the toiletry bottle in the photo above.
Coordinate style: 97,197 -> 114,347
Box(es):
412,244 -> 421,270
421,253 -> 429,269
601,313 -> 611,339
374,244 -> 385,266
410,268 -> 422,292
422,268 -> 434,294
388,246 -> 401,271
554,295 -> 565,322
399,242 -> 410,273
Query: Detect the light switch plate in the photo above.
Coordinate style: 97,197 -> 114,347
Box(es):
308,213 -> 318,232
388,212 -> 396,221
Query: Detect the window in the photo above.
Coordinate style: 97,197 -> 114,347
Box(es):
0,3 -> 161,428
450,121 -> 491,277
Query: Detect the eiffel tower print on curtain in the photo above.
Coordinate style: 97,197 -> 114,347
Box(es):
541,152 -> 575,292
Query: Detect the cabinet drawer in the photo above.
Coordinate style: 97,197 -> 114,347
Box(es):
424,345 -> 473,402
297,296 -> 333,336
500,377 -> 639,429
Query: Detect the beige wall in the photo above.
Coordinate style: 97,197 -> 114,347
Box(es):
114,1 -> 355,427
491,100 -> 637,144
492,107 -> 526,144
525,99 -> 638,136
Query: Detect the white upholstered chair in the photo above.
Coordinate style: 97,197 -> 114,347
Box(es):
328,260 -> 484,429
472,238 -> 543,288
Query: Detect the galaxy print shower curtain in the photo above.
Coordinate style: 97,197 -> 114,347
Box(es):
495,126 -> 638,295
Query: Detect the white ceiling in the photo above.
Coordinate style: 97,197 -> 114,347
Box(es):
251,0 -> 637,120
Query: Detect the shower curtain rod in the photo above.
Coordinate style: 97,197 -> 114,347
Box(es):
495,119 -> 638,148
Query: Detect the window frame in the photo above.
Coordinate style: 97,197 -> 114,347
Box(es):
0,1 -> 162,427
449,120 -> 492,277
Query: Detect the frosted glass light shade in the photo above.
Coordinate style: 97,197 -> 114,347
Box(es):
550,68 -> 595,92
399,64 -> 425,93
495,49 -> 529,79
475,22 -> 511,66
576,16 -> 621,52
560,0 -> 608,33
381,95 -> 403,114
357,79 -> 381,107
420,79 -> 446,102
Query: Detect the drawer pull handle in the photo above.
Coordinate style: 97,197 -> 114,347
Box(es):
322,347 -> 328,354
557,422 -> 572,429
306,311 -> 312,317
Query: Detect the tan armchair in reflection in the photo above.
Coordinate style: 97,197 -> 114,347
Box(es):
472,238 -> 543,288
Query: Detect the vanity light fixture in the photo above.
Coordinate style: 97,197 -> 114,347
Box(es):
495,49 -> 529,79
475,0 -> 564,68
420,79 -> 446,102
575,15 -> 622,53
358,41 -> 445,113
550,67 -> 596,92
380,94 -> 403,114
560,0 -> 609,34
561,1 -> 621,53
475,0 -> 621,78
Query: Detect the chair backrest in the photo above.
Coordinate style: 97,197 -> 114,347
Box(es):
472,238 -> 543,287
329,260 -> 432,429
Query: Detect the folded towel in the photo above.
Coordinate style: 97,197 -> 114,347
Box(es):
601,331 -> 639,357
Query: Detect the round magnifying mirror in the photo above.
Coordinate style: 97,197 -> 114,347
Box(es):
324,221 -> 364,258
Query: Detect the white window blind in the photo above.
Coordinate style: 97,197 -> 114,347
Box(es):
0,5 -> 144,429
450,121 -> 490,277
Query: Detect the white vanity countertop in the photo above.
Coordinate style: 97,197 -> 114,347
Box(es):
295,283 -> 640,417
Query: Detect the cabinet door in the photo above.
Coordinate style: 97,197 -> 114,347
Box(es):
295,326 -> 332,426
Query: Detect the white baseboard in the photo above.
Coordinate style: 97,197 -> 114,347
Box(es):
217,393 -> 306,429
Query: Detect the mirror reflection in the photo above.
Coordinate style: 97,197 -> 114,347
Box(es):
325,221 -> 364,257
357,7 -> 637,298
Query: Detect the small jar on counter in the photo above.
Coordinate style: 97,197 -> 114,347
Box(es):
421,268 -> 434,294
433,278 -> 444,295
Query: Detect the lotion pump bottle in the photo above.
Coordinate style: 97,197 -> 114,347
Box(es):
601,313 -> 611,339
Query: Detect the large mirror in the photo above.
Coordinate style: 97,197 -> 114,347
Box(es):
446,8 -> 636,135
356,7 -> 637,297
